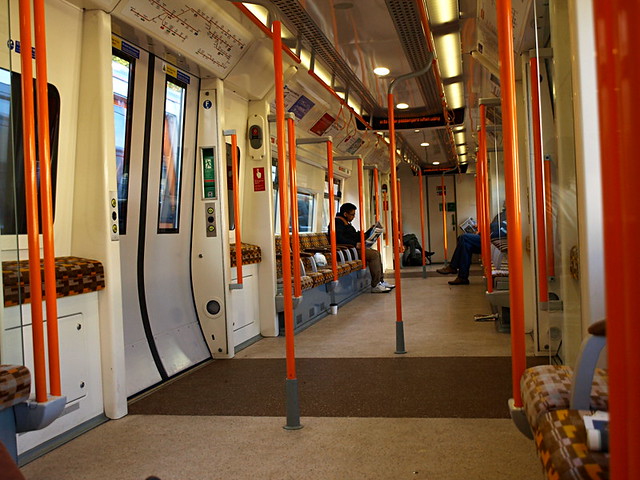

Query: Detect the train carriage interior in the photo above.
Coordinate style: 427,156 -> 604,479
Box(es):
0,0 -> 636,478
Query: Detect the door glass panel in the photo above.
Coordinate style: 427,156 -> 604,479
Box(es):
158,77 -> 186,233
112,52 -> 134,234
226,142 -> 240,230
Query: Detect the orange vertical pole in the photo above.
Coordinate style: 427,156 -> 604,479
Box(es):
441,174 -> 448,262
418,170 -> 426,268
357,158 -> 366,269
543,159 -> 555,276
496,0 -> 526,407
326,141 -> 338,282
397,179 -> 403,256
19,0 -> 47,403
374,168 -> 382,252
230,133 -> 243,285
387,92 -> 405,354
34,0 -> 60,396
273,20 -> 300,430
287,118 -> 302,297
529,58 -> 549,302
594,2 -> 639,475
479,105 -> 493,293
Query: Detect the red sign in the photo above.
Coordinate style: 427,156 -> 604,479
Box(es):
253,167 -> 265,192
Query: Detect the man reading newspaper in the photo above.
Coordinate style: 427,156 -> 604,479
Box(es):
332,203 -> 394,293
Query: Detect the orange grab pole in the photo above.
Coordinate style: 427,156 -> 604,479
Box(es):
594,1 -> 639,475
479,105 -> 493,293
543,158 -> 555,277
18,0 -> 47,403
387,92 -> 405,354
357,158 -> 366,269
327,141 -> 338,282
496,0 -> 526,407
34,0 -> 60,396
441,174 -> 448,262
273,21 -> 296,382
230,133 -> 243,285
287,118 -> 302,297
374,168 -> 381,252
397,179 -> 403,255
529,58 -> 549,302
418,170 -> 426,267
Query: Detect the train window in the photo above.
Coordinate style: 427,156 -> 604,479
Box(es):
111,52 -> 135,234
321,177 -> 342,232
297,190 -> 315,233
226,142 -> 241,230
0,68 -> 60,236
157,76 -> 187,233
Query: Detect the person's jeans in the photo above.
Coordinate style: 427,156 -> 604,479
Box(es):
449,234 -> 481,279
365,248 -> 383,287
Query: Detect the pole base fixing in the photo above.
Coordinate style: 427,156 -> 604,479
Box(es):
284,378 -> 303,430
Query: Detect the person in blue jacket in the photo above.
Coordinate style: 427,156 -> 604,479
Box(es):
436,209 -> 507,285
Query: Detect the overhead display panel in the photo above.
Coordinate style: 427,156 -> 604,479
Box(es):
117,0 -> 252,77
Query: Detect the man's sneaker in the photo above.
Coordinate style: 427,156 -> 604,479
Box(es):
371,283 -> 391,293
380,281 -> 395,289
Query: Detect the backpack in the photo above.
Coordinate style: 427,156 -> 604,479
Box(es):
402,234 -> 423,266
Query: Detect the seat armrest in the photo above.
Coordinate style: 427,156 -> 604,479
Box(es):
570,333 -> 607,410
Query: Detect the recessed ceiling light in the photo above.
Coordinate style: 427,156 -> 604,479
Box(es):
433,161 -> 440,165
420,142 -> 430,147
373,67 -> 390,76
396,103 -> 409,109
414,129 -> 420,133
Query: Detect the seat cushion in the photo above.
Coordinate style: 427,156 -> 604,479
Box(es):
521,365 -> 608,430
0,365 -> 31,411
535,409 -> 609,480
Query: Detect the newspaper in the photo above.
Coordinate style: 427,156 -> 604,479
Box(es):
364,221 -> 383,248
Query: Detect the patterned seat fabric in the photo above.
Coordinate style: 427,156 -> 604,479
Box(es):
229,243 -> 262,267
521,365 -> 609,430
535,409 -> 609,480
2,257 -> 106,308
0,365 -> 31,411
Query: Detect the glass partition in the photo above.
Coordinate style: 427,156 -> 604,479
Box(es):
527,0 -> 582,364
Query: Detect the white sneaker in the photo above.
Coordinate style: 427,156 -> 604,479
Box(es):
371,283 -> 391,293
380,281 -> 395,289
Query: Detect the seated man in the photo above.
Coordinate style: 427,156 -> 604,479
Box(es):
437,209 -> 507,285
333,203 -> 394,293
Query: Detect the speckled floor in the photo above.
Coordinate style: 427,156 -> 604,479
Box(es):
21,264 -> 544,480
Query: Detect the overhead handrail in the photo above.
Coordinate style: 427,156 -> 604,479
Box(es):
529,57 -> 549,302
496,0 -> 526,409
418,169 -> 427,278
286,116 -> 302,298
34,0 -> 61,396
18,0 -> 47,403
440,174 -> 448,262
224,130 -> 243,290
297,137 -> 338,282
373,168 -> 382,251
478,104 -> 493,293
336,155 -> 366,269
387,60 -> 433,354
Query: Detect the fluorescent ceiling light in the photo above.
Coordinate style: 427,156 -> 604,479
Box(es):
243,4 -> 269,25
432,161 -> 440,165
414,129 -> 420,133
373,67 -> 390,76
445,82 -> 464,109
435,33 -> 462,79
300,50 -> 312,70
426,0 -> 457,24
420,142 -> 430,147
396,102 -> 409,109
454,132 -> 465,144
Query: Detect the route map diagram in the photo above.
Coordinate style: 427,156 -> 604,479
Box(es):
121,0 -> 251,76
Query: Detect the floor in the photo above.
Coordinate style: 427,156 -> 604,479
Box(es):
21,265 -> 543,480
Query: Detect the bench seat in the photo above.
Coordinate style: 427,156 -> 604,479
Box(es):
229,243 -> 262,267
535,409 -> 609,480
2,257 -> 105,308
0,365 -> 30,411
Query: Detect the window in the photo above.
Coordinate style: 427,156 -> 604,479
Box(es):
0,68 -> 60,235
297,190 -> 315,232
321,176 -> 342,232
158,76 -> 186,233
111,52 -> 135,234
